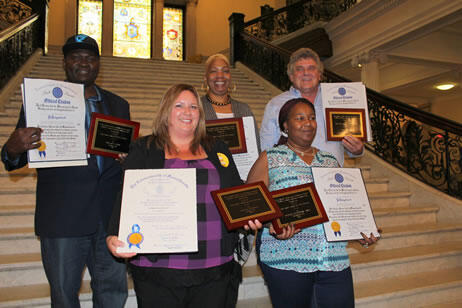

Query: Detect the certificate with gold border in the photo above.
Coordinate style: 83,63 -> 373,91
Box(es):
211,182 -> 282,230
206,118 -> 247,154
270,183 -> 328,234
325,108 -> 367,141
87,113 -> 140,158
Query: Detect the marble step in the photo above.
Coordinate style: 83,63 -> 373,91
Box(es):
355,267 -> 462,308
0,278 -> 138,308
0,190 -> 35,205
0,164 -> 35,175
368,191 -> 411,208
0,227 -> 39,254
351,223 -> 462,251
0,173 -> 36,190
373,206 -> 438,227
0,213 -> 34,228
421,300 -> 462,308
0,254 -> 92,288
350,241 -> 462,283
0,205 -> 35,215
0,117 -> 19,126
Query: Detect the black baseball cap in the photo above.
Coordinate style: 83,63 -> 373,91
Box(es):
62,34 -> 99,57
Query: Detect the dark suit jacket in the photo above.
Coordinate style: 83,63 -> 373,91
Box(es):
1,86 -> 130,237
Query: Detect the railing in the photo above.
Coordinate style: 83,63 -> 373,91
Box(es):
0,14 -> 41,91
243,0 -> 356,42
229,12 -> 462,200
324,71 -> 462,200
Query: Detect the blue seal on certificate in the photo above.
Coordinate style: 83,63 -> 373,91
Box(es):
127,224 -> 144,248
52,87 -> 63,98
335,173 -> 344,183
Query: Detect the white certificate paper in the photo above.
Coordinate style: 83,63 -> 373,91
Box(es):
22,78 -> 87,168
320,82 -> 372,141
117,169 -> 198,254
312,167 -> 380,241
232,116 -> 260,180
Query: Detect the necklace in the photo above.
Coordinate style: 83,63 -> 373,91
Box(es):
287,142 -> 315,157
206,94 -> 230,106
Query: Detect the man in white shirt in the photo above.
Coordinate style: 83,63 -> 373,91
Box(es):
259,48 -> 363,166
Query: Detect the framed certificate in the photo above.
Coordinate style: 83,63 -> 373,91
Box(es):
87,113 -> 140,158
206,118 -> 247,154
270,183 -> 328,234
325,108 -> 367,141
211,181 -> 283,230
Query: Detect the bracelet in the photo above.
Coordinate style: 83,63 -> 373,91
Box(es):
361,242 -> 369,248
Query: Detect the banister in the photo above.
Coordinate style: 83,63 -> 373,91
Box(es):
0,13 -> 39,43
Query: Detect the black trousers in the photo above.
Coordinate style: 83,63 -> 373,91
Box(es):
130,261 -> 241,308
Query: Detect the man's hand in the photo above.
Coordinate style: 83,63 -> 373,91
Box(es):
342,135 -> 364,155
4,127 -> 42,159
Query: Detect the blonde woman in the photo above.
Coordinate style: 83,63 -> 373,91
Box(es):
107,84 -> 261,308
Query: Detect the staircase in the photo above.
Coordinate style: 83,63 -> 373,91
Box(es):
1,54 -> 462,307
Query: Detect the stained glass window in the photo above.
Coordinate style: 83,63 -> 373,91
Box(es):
163,7 -> 183,61
113,0 -> 151,59
78,0 -> 103,53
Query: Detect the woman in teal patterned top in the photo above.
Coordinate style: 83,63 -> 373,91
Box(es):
247,98 -> 378,308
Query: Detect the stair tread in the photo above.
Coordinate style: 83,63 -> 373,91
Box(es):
354,267 -> 462,300
0,278 -> 134,304
421,300 -> 462,308
372,206 -> 439,215
383,222 -> 462,235
0,252 -> 41,265
368,191 -> 412,198
0,205 -> 35,215
0,226 -> 34,236
350,240 -> 462,266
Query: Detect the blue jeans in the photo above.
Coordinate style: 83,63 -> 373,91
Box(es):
40,223 -> 127,308
260,262 -> 355,308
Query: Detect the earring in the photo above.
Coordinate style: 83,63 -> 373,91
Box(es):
281,130 -> 288,137
201,81 -> 209,92
229,83 -> 236,93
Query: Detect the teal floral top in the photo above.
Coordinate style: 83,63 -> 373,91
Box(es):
259,144 -> 350,272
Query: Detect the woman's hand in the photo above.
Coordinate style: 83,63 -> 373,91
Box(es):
358,231 -> 380,248
115,153 -> 128,164
269,223 -> 300,240
243,219 -> 263,231
106,235 -> 137,259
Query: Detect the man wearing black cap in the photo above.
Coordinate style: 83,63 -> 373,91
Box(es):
1,34 -> 129,307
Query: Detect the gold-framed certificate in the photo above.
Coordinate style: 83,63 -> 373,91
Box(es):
205,118 -> 247,154
270,183 -> 328,234
320,82 -> 372,142
87,113 -> 140,158
325,108 -> 367,141
211,182 -> 282,230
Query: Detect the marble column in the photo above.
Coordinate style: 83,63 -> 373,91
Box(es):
101,0 -> 114,57
65,0 -> 77,40
185,0 -> 198,62
152,0 -> 164,59
352,51 -> 386,92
